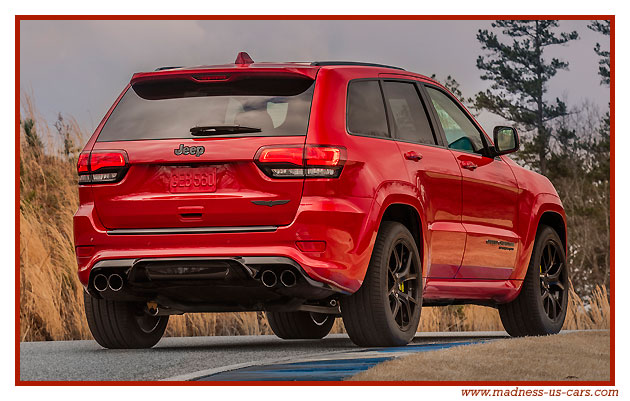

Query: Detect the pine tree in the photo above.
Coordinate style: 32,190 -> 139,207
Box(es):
588,20 -> 610,86
430,74 -> 476,116
588,19 -> 610,182
475,20 -> 578,175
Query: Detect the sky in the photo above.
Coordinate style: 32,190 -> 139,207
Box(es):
19,19 -> 610,138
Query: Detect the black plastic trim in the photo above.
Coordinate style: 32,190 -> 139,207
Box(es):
90,256 -> 345,294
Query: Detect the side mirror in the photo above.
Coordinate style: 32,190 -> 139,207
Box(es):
492,126 -> 520,156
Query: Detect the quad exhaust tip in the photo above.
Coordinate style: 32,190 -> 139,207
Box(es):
260,270 -> 278,288
93,274 -> 109,292
107,274 -> 124,292
261,269 -> 297,288
280,270 -> 297,288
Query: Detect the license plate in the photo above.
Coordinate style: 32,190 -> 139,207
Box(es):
169,167 -> 216,193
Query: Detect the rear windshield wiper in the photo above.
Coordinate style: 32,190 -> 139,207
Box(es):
190,125 -> 262,136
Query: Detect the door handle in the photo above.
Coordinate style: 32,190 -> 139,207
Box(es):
404,151 -> 423,162
460,160 -> 478,171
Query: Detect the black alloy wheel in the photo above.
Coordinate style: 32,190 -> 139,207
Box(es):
341,221 -> 423,347
538,240 -> 568,322
387,240 -> 421,331
498,225 -> 569,336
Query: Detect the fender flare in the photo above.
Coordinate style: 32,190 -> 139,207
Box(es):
356,189 -> 427,283
511,193 -> 567,281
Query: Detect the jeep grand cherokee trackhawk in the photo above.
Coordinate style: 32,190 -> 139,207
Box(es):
73,53 -> 568,348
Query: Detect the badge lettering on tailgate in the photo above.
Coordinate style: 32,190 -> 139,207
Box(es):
174,144 -> 205,157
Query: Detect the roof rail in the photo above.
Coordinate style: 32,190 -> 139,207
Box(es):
311,61 -> 405,71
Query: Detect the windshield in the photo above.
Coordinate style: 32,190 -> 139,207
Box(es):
97,77 -> 315,141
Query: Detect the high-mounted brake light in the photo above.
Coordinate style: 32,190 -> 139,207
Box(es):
77,150 -> 129,184
255,145 -> 346,179
192,74 -> 230,82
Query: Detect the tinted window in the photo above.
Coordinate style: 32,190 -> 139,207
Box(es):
383,81 -> 436,145
425,87 -> 485,153
97,79 -> 314,141
347,80 -> 389,138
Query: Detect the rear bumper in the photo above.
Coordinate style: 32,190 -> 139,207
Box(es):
73,196 -> 377,294
87,256 -> 338,312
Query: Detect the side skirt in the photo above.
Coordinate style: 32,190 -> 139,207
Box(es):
422,278 -> 523,305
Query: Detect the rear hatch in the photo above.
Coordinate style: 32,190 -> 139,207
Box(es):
86,68 -> 317,230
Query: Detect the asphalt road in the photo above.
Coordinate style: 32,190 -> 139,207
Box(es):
20,331 -> 509,381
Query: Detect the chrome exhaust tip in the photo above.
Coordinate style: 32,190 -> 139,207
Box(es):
108,274 -> 124,292
93,274 -> 109,292
280,270 -> 297,288
260,270 -> 278,288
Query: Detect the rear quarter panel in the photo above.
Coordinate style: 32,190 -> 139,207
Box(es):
302,67 -> 425,285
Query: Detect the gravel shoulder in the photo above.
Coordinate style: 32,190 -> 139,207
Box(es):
349,331 -> 610,382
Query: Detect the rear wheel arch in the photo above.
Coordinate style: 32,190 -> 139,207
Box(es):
379,203 -> 423,262
353,193 -> 425,288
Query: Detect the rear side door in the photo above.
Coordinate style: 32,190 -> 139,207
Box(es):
381,80 -> 465,279
87,72 -> 315,230
423,85 -> 520,280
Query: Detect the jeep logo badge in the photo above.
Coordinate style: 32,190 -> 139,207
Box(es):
174,144 -> 205,157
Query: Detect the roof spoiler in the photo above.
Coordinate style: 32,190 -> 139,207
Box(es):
131,67 -> 317,86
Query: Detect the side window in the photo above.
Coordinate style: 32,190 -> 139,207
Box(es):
383,81 -> 436,145
347,80 -> 389,138
425,86 -> 485,153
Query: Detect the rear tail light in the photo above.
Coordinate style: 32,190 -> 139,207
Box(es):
77,150 -> 129,184
255,145 -> 346,179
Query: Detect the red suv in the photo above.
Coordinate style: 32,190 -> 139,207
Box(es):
74,53 -> 568,348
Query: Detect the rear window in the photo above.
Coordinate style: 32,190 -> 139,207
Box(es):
97,77 -> 315,141
346,80 -> 389,138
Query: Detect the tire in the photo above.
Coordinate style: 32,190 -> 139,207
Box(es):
498,225 -> 569,336
266,311 -> 335,339
83,292 -> 169,349
341,221 -> 423,347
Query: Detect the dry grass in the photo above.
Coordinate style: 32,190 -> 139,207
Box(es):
18,97 -> 611,342
350,331 -> 610,381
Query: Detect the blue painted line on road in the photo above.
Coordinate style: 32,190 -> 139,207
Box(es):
197,357 -> 390,381
195,340 -> 482,381
364,341 -> 477,353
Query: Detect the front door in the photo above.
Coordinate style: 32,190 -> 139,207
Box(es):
424,85 -> 520,280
